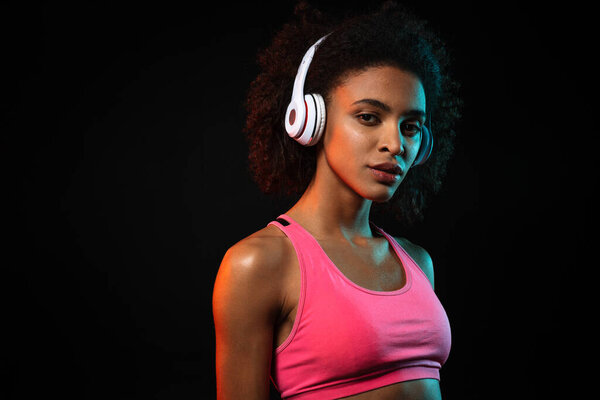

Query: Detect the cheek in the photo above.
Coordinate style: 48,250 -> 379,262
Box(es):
324,117 -> 372,159
406,136 -> 422,164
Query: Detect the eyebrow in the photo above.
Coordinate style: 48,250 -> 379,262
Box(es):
351,98 -> 426,118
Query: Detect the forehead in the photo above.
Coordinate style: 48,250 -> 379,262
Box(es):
332,65 -> 426,110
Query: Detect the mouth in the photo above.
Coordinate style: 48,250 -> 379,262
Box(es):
369,162 -> 404,175
368,163 -> 403,185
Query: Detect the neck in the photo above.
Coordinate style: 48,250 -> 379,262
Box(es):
286,157 -> 376,241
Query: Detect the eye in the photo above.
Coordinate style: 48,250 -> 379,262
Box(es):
356,113 -> 380,125
400,122 -> 422,136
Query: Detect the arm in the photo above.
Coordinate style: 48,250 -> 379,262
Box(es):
212,239 -> 284,400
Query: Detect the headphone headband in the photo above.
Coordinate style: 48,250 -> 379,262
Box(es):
289,34 -> 329,109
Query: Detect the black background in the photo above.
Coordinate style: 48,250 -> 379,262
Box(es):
4,0 -> 596,399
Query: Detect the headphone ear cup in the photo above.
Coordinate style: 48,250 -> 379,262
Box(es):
412,125 -> 433,166
285,97 -> 306,139
295,93 -> 325,146
310,93 -> 326,146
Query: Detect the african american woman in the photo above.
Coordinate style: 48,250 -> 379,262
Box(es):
213,1 -> 462,399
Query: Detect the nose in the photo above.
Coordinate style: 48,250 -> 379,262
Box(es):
378,120 -> 405,156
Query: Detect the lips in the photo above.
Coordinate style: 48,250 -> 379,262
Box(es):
368,162 -> 403,185
370,162 -> 403,175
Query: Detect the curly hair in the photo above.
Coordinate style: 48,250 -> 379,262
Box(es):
244,0 -> 462,226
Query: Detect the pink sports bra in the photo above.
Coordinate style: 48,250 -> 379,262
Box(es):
267,214 -> 451,399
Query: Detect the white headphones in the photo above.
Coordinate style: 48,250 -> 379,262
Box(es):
284,34 -> 329,146
284,34 -> 433,166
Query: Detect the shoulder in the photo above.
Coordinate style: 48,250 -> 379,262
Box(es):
222,224 -> 294,274
213,224 -> 295,320
392,236 -> 435,290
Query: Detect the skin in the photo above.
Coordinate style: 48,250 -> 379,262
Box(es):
213,65 -> 440,399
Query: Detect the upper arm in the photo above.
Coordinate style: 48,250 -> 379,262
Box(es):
395,237 -> 435,290
212,238 -> 285,400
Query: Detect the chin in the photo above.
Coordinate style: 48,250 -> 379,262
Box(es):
364,187 -> 397,203
348,176 -> 399,203
371,195 -> 394,203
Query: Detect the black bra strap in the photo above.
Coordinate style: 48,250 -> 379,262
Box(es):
275,217 -> 290,226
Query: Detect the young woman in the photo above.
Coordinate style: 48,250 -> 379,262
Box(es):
213,2 -> 461,399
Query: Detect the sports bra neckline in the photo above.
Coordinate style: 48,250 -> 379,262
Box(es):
276,214 -> 413,295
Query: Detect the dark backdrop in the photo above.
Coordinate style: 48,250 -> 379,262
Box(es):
4,1 -> 595,399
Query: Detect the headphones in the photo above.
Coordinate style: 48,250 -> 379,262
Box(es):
284,34 -> 433,167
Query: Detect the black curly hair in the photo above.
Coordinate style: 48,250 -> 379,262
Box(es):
244,0 -> 462,226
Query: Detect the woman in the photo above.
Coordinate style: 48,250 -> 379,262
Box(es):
213,1 -> 461,399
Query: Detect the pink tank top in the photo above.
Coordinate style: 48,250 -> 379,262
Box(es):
267,214 -> 451,399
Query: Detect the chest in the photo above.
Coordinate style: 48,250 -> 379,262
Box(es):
272,236 -> 451,380
319,240 -> 407,292
274,239 -> 408,349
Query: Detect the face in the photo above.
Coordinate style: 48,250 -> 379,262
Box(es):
319,65 -> 427,202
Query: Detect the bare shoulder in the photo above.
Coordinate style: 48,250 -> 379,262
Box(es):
393,236 -> 435,290
214,223 -> 295,305
222,224 -> 294,275
213,223 -> 295,331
